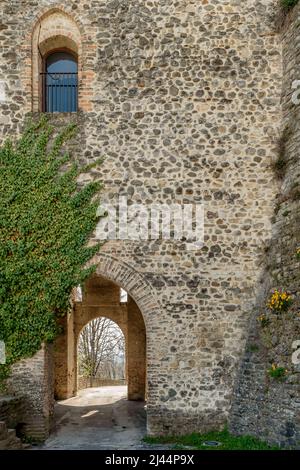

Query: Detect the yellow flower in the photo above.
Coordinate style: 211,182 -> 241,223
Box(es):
267,290 -> 292,312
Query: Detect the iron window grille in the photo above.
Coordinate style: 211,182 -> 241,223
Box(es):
41,72 -> 78,113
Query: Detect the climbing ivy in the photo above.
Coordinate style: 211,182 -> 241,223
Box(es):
281,0 -> 299,12
0,117 -> 104,382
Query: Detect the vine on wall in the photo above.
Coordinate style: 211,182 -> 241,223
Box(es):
0,117 -> 104,384
281,0 -> 299,12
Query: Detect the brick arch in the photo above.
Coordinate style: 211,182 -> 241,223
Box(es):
54,257 -> 152,401
31,9 -> 82,113
73,274 -> 130,355
30,5 -> 85,37
77,314 -> 127,341
91,253 -> 161,332
26,6 -> 94,112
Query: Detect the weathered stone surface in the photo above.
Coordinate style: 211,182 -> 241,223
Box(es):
0,396 -> 25,430
0,421 -> 27,450
229,3 -> 300,449
5,345 -> 54,441
1,0 -> 298,446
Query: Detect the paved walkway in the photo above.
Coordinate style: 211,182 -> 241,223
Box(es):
39,386 -> 157,450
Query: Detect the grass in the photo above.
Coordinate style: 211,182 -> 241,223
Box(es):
144,428 -> 281,450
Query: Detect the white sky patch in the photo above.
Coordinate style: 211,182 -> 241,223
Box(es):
120,288 -> 128,303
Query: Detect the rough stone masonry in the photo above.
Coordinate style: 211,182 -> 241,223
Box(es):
1,0 -> 299,446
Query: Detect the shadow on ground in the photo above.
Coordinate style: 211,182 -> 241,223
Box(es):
37,386 -> 168,450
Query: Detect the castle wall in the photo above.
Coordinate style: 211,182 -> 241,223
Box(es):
229,4 -> 300,448
6,344 -> 54,441
0,0 -> 282,438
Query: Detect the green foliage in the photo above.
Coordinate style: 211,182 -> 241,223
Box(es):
272,126 -> 292,179
258,314 -> 271,328
247,343 -> 259,353
272,156 -> 287,178
281,0 -> 299,12
268,365 -> 287,380
0,117 -> 104,380
143,428 -> 280,450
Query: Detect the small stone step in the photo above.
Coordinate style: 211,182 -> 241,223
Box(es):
0,422 -> 29,449
0,438 -> 11,450
0,425 -> 28,449
0,422 -> 8,440
0,422 -> 6,434
7,429 -> 16,438
22,443 -> 31,450
9,439 -> 23,450
0,431 -> 8,441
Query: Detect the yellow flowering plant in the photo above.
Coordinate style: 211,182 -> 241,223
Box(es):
297,247 -> 300,259
258,314 -> 270,328
268,364 -> 287,380
267,290 -> 292,313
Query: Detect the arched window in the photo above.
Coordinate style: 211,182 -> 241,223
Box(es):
32,10 -> 85,112
41,51 -> 78,113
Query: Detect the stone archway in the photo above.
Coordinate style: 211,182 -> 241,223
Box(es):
53,254 -> 159,403
73,274 -> 147,401
92,253 -> 161,331
77,315 -> 126,390
6,255 -> 160,440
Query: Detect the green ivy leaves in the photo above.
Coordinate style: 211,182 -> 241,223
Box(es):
0,117 -> 104,382
281,0 -> 299,12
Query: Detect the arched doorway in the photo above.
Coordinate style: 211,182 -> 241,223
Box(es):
51,271 -> 148,448
6,255 -> 160,441
77,317 -> 126,391
51,253 -> 161,440
53,273 -> 147,402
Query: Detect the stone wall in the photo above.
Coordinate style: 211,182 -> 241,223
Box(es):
0,421 -> 26,450
127,296 -> 147,401
0,0 -> 284,438
0,396 -> 25,429
6,344 -> 54,441
229,4 -> 300,448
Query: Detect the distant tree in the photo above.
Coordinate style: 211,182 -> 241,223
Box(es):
78,318 -> 125,385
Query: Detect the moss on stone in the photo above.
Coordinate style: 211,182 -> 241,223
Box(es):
281,0 -> 299,12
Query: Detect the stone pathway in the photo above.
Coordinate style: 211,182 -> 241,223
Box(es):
37,386 -> 169,450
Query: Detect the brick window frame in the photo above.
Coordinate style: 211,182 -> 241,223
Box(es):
27,8 -> 93,113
